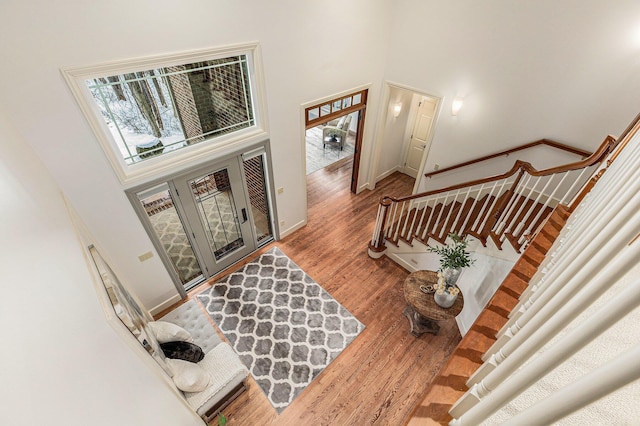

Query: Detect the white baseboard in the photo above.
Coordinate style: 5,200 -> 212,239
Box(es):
279,219 -> 306,238
387,251 -> 418,273
375,166 -> 400,183
358,182 -> 370,193
150,293 -> 182,317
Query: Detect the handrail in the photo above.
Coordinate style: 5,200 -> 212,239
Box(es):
424,139 -> 593,179
606,111 -> 640,165
369,134 -> 617,255
385,135 -> 616,205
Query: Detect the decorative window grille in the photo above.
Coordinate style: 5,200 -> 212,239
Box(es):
86,56 -> 254,165
62,43 -> 267,184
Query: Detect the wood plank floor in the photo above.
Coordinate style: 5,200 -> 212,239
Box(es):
185,161 -> 462,425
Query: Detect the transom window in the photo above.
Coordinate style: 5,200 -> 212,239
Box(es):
87,57 -> 254,165
62,43 -> 267,184
305,89 -> 366,128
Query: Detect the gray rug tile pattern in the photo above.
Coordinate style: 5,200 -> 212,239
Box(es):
196,247 -> 365,413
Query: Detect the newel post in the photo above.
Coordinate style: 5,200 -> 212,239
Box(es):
368,197 -> 392,258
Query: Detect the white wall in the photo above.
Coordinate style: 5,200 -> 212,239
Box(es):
0,0 -> 391,311
1,0 -> 638,313
0,109 -> 203,425
385,0 -> 640,193
375,86 -> 416,180
418,144 -> 586,193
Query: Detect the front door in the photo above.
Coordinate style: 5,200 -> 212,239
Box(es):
130,151 -> 274,293
403,97 -> 437,178
174,161 -> 256,277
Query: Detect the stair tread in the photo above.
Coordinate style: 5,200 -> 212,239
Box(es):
406,205 -> 570,425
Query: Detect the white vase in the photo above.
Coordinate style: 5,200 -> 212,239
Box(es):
442,267 -> 462,286
434,289 -> 458,308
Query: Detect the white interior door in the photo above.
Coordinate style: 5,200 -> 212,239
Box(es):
403,97 -> 437,178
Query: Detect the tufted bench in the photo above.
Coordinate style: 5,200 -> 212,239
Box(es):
160,300 -> 248,422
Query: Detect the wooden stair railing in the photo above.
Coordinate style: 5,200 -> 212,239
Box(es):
369,135 -> 617,256
424,138 -> 596,179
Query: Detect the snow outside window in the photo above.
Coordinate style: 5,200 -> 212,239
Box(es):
86,56 -> 255,165
62,43 -> 268,184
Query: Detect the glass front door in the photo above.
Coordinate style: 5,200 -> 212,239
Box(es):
190,169 -> 244,260
136,183 -> 203,287
175,161 -> 256,277
130,151 -> 274,293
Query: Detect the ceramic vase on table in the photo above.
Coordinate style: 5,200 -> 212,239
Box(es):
434,289 -> 458,308
434,267 -> 461,308
442,267 -> 462,286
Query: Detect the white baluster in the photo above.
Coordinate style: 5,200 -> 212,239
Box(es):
414,198 -> 430,237
439,189 -> 461,239
459,184 -> 485,235
386,201 -> 399,239
500,175 -> 542,242
502,344 -> 640,426
494,174 -> 530,236
452,270 -> 640,424
557,166 -> 590,205
517,172 -> 564,244
430,191 -> 452,239
371,204 -> 383,247
392,201 -> 407,241
451,186 -> 476,236
475,179 -> 511,235
421,195 -> 441,241
470,208 -> 640,383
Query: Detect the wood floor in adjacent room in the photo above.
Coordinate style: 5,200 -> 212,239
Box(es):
188,161 -> 462,425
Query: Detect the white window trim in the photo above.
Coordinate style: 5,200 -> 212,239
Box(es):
62,42 -> 270,186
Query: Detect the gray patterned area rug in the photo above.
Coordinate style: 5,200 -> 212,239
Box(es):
196,247 -> 365,413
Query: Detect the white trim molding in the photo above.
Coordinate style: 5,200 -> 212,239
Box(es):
61,42 -> 270,186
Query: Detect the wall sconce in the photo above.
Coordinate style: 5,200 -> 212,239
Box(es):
393,103 -> 402,118
451,97 -> 464,116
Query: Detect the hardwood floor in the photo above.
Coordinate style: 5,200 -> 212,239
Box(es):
186,162 -> 462,425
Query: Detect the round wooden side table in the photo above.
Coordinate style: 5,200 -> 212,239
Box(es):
403,270 -> 464,336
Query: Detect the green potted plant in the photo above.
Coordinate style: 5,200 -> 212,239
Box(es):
427,233 -> 475,307
217,413 -> 227,426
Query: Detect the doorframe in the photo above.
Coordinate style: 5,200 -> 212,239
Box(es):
302,86 -> 369,191
298,84 -> 372,232
368,81 -> 443,194
125,139 -> 278,298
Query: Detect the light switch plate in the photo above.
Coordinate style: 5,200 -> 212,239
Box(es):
138,251 -> 153,262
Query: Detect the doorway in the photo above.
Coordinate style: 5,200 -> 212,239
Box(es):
304,89 -> 368,193
402,96 -> 437,178
370,84 -> 440,194
128,148 -> 274,294
305,111 -> 358,175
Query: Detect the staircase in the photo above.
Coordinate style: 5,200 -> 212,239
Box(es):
368,136 -> 616,260
406,205 -> 571,424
